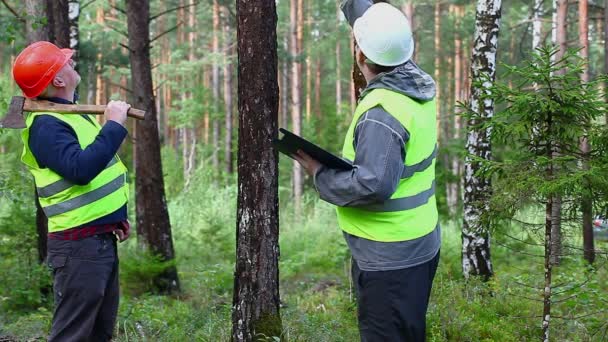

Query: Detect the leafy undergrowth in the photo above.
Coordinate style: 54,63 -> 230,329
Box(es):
2,177 -> 607,341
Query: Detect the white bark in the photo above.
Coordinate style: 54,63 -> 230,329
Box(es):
463,0 -> 502,280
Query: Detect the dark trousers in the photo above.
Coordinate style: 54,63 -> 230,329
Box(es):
46,233 -> 119,342
352,251 -> 440,342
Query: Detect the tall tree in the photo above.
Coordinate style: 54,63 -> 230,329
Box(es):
223,6 -> 234,175
125,0 -> 180,294
47,0 -> 69,48
434,3 -> 442,142
335,2 -> 342,116
605,0 -> 608,124
68,0 -> 79,64
549,0 -> 568,266
232,0 -> 282,339
462,0 -> 502,281
290,0 -> 303,210
212,0 -> 221,172
578,0 -> 595,264
25,0 -> 50,264
533,0 -> 543,50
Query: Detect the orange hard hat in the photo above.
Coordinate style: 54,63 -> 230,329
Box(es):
12,41 -> 74,98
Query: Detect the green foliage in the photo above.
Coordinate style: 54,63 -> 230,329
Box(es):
119,243 -> 178,297
464,46 -> 608,226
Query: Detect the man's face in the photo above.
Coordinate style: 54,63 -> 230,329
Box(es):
55,59 -> 81,89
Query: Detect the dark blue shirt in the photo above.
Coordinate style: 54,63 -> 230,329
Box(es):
28,97 -> 128,227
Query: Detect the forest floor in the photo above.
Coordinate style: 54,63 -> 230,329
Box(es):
1,174 -> 608,341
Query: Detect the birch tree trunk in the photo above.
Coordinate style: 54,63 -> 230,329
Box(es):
462,0 -> 502,281
232,0 -> 282,339
125,0 -> 180,294
533,0 -> 543,50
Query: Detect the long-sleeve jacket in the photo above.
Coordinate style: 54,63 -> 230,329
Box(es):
313,0 -> 441,271
28,97 -> 128,227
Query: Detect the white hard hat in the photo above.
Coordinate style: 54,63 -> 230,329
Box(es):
353,3 -> 414,67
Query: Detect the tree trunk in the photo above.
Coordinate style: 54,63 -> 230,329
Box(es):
462,0 -> 502,281
550,0 -> 567,266
434,3 -> 442,143
543,197 -> 554,342
448,5 -> 463,214
25,0 -> 50,265
280,36 -> 289,129
125,0 -> 180,294
290,0 -> 303,211
579,0 -> 595,264
223,6 -> 234,174
402,2 -> 416,61
212,0 -> 221,173
605,0 -> 608,124
47,0 -> 69,48
232,0 -> 282,339
68,0 -> 79,65
533,0 -> 543,50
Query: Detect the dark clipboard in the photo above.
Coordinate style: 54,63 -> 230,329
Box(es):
273,128 -> 353,170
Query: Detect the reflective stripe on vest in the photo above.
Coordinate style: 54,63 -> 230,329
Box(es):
21,112 -> 129,232
337,88 -> 438,242
37,157 -> 119,198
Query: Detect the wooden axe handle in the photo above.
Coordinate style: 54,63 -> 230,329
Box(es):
23,99 -> 146,120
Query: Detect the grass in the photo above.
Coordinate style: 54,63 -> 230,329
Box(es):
1,173 -> 607,341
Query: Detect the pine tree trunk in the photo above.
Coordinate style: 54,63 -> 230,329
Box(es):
223,6 -> 234,174
47,0 -> 70,48
448,5 -> 463,214
212,0 -> 221,173
462,0 -> 502,281
402,2 -> 416,61
25,0 -> 50,265
290,0 -> 303,211
543,197 -> 554,342
125,0 -> 180,294
434,3 -> 442,143
550,0 -> 567,266
280,37 -> 289,129
232,0 -> 282,339
605,0 -> 608,124
579,0 -> 595,264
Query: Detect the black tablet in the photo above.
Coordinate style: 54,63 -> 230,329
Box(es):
273,128 -> 353,170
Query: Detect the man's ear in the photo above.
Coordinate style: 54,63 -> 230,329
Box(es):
356,49 -> 367,65
51,75 -> 66,89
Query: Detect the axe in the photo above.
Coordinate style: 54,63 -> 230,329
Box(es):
0,96 -> 146,129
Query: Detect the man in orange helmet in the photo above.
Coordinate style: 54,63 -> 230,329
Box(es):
13,41 -> 131,341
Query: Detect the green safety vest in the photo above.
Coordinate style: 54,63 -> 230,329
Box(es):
337,88 -> 438,242
21,112 -> 129,233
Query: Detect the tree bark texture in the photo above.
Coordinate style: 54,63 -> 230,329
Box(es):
25,0 -> 50,264
125,0 -> 180,294
212,0 -> 221,173
290,0 -> 303,211
223,6 -> 234,175
232,0 -> 282,340
47,0 -> 70,48
579,0 -> 595,264
463,0 -> 502,281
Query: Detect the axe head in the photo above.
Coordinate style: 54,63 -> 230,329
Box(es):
0,96 -> 26,129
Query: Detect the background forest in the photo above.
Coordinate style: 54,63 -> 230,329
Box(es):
1,0 -> 608,341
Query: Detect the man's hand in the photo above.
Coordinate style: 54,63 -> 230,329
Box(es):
114,222 -> 130,243
293,150 -> 322,177
105,100 -> 131,127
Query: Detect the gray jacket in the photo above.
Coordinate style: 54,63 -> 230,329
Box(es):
313,0 -> 441,271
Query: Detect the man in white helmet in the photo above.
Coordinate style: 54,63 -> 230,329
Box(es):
294,1 -> 440,341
